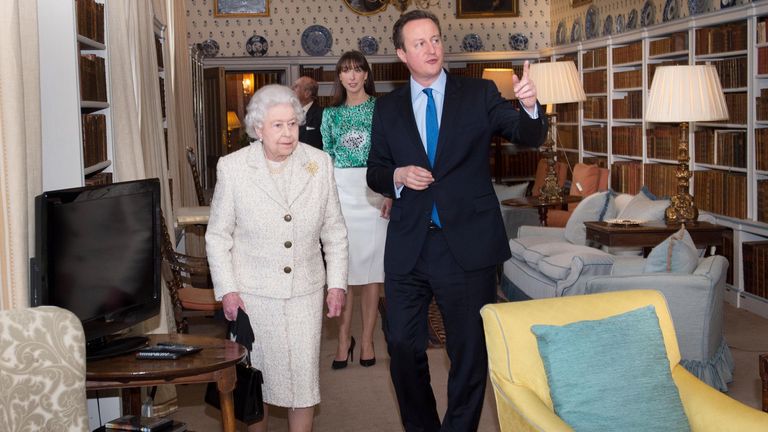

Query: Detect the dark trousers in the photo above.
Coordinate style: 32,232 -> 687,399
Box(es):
384,229 -> 497,432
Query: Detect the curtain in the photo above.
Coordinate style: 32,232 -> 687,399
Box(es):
0,0 -> 42,310
107,0 -> 174,334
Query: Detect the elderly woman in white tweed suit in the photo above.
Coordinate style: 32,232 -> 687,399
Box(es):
206,84 -> 348,432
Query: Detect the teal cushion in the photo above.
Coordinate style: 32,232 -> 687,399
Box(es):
644,226 -> 699,274
531,306 -> 690,432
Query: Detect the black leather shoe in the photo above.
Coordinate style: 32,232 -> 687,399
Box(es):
331,337 -> 355,370
359,357 -> 376,367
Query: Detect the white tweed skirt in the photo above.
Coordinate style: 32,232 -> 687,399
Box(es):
334,167 -> 388,285
241,289 -> 324,408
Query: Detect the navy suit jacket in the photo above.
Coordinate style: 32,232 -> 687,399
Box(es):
367,74 -> 547,274
299,102 -> 324,150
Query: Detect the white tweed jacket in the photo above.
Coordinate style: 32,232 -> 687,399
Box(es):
206,142 -> 348,300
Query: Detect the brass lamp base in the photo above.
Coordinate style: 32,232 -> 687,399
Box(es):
539,112 -> 562,203
664,122 -> 698,224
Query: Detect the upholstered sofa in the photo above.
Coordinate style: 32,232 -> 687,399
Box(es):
501,189 -> 670,299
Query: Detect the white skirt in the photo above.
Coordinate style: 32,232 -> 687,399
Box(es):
334,167 -> 388,285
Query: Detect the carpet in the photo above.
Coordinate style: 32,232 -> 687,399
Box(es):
378,297 -> 446,348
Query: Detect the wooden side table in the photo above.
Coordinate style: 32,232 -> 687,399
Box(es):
87,334 -> 246,432
501,195 -> 583,226
583,221 -> 732,257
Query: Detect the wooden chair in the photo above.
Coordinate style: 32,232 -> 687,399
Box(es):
186,146 -> 210,206
160,212 -> 221,333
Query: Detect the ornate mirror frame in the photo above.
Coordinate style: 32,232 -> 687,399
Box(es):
343,0 -> 388,16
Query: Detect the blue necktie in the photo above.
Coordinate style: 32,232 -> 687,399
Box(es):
424,88 -> 441,227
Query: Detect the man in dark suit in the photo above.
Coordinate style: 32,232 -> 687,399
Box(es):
366,10 -> 546,432
292,76 -> 324,149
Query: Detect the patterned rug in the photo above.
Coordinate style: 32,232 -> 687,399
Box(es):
378,297 -> 446,348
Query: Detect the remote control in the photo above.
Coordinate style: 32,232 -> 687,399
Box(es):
154,342 -> 202,354
135,350 -> 182,360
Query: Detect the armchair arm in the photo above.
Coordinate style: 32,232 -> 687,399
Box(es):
518,225 -> 567,240
489,378 -> 574,432
673,367 -> 768,431
608,256 -> 646,275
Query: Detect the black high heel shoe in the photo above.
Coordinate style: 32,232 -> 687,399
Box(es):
359,343 -> 376,367
331,337 -> 355,370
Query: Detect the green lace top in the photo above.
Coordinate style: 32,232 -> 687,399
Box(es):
320,97 -> 376,168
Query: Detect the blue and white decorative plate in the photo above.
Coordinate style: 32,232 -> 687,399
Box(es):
571,18 -> 583,43
663,0 -> 679,22
616,14 -> 625,33
358,36 -> 379,55
556,20 -> 567,45
462,33 -> 483,52
245,35 -> 268,57
604,15 -> 614,36
627,9 -> 639,30
720,0 -> 735,8
301,25 -> 333,56
688,0 -> 706,15
200,38 -> 219,57
641,0 -> 656,27
585,6 -> 599,39
509,33 -> 529,50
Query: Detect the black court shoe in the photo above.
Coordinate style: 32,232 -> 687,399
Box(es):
331,336 -> 355,370
359,342 -> 376,367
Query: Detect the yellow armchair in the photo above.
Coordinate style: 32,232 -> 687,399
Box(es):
480,290 -> 768,431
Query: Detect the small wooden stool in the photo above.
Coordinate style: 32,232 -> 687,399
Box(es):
760,353 -> 768,412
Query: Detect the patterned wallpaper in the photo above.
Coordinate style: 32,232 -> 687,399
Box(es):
549,0 -> 751,46
184,0 -> 552,57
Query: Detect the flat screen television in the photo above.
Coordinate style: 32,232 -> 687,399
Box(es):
31,178 -> 162,360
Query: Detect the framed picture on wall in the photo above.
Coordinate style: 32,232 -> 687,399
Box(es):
457,0 -> 519,18
570,0 -> 593,7
214,0 -> 269,17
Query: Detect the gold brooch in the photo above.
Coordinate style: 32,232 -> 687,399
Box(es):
306,161 -> 319,176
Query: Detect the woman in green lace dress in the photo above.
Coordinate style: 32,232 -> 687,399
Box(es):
321,51 -> 391,370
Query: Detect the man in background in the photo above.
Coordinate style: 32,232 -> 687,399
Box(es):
292,76 -> 324,149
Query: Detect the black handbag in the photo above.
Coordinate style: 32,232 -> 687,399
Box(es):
204,308 -> 265,424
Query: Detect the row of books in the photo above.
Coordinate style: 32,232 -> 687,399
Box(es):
611,125 -> 643,157
613,70 -> 642,89
612,41 -> 642,65
75,0 -> 104,43
742,241 -> 768,299
755,128 -> 768,171
693,169 -> 748,219
756,18 -> 768,44
756,88 -> 768,121
612,91 -> 643,119
649,32 -> 688,57
700,56 -> 748,89
452,61 -> 521,80
646,126 -> 682,160
557,150 -> 580,169
489,148 -> 540,180
583,70 -> 607,93
582,47 -> 607,69
759,180 -> 768,223
583,97 -> 607,119
557,54 -> 579,68
81,114 -> 107,167
79,54 -> 107,102
694,129 -> 747,168
582,155 -> 608,168
583,125 -> 607,153
648,59 -> 688,84
643,163 -> 678,198
610,161 -> 643,194
557,125 -> 579,150
694,23 -> 748,56
717,92 -> 748,125
556,102 -> 579,123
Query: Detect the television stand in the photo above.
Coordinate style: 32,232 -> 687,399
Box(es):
86,336 -> 148,361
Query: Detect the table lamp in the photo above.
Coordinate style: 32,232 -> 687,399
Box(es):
646,65 -> 729,223
482,68 -> 517,100
226,110 -> 241,151
529,61 -> 586,202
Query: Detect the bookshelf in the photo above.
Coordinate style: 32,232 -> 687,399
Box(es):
541,3 -> 768,318
40,0 -> 112,190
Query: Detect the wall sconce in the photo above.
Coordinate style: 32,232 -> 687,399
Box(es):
242,74 -> 254,96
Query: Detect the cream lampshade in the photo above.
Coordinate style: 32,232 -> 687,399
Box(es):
226,111 -> 241,131
482,68 -> 517,100
527,61 -> 586,202
646,65 -> 729,223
